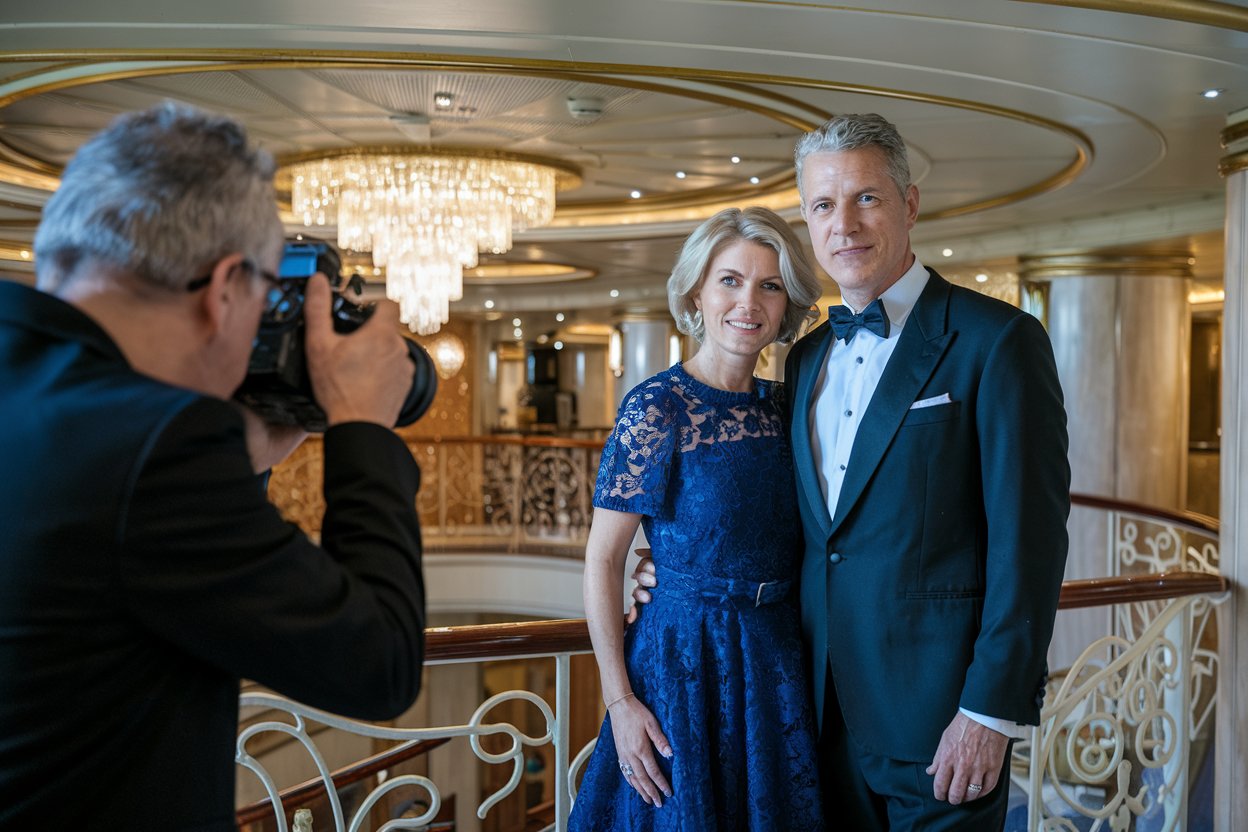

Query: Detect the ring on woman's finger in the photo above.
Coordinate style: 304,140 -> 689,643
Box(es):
967,783 -> 983,793
619,762 -> 635,778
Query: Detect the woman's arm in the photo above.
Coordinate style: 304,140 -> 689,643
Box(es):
582,506 -> 673,806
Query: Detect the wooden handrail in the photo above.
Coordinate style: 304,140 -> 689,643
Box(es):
422,571 -> 1229,661
1070,491 -> 1219,534
426,617 -> 593,661
1056,570 -> 1228,610
235,737 -> 450,826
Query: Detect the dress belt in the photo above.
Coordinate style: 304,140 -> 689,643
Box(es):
654,564 -> 793,608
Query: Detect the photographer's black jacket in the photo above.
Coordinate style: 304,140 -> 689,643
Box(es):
0,280 -> 426,829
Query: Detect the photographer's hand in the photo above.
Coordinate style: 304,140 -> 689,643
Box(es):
304,274 -> 411,428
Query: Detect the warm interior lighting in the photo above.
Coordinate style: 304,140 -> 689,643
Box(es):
608,328 -> 624,378
428,331 -> 467,379
288,149 -> 567,335
1189,288 -> 1225,305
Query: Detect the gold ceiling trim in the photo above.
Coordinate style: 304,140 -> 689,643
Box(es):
0,49 -> 1094,226
277,145 -> 584,192
464,261 -> 597,285
1015,0 -> 1248,32
724,0 -> 1248,32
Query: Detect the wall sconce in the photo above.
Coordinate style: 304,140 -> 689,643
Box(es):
608,328 -> 624,378
428,332 -> 466,380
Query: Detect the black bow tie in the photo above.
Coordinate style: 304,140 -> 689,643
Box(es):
829,299 -> 890,343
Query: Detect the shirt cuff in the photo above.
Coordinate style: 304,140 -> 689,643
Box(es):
959,707 -> 1030,740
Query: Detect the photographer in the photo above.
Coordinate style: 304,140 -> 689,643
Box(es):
0,103 -> 426,828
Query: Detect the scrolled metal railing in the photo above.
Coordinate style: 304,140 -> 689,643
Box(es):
241,488 -> 1225,832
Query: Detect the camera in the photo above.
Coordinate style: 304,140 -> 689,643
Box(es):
234,240 -> 437,432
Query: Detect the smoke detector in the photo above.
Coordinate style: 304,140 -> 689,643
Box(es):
566,97 -> 605,120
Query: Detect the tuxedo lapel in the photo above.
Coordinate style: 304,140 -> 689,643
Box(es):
790,321 -> 835,540
829,272 -> 954,537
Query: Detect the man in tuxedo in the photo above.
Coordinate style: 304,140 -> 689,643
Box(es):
784,113 -> 1070,829
0,104 -> 426,828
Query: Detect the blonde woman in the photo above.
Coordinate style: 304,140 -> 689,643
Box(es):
570,207 -> 824,830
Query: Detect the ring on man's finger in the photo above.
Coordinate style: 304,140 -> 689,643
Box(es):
619,762 -> 635,778
967,783 -> 983,793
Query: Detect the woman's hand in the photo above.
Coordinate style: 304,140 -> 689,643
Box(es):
609,694 -> 673,807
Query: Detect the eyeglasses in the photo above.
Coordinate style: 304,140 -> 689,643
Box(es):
186,260 -> 287,316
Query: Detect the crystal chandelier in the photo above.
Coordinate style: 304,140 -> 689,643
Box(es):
288,148 -> 572,334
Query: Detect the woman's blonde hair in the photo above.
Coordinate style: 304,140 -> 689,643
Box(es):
667,206 -> 820,344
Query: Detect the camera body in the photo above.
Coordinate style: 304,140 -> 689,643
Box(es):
234,240 -> 437,432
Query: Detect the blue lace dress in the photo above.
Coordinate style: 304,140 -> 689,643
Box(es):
569,363 -> 823,831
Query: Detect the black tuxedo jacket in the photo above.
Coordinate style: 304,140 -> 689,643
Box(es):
0,281 -> 426,829
785,269 -> 1070,762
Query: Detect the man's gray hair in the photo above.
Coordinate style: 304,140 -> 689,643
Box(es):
668,206 -> 820,345
34,102 -> 284,293
794,113 -> 911,202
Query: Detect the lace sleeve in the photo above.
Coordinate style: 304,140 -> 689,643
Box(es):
592,380 -> 676,516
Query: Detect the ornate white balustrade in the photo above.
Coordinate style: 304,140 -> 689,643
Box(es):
238,494 -> 1225,832
1016,497 -> 1223,832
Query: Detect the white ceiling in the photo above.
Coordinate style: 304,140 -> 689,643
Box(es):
0,0 -> 1243,327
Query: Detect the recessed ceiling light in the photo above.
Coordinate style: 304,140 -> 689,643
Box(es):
1202,88 -> 1225,99
675,171 -> 687,179
537,334 -> 549,344
942,248 -> 954,257
630,190 -> 642,199
609,289 -> 620,298
20,249 -> 30,259
512,317 -> 522,326
975,273 -> 989,283
513,327 -> 523,338
555,312 -> 565,322
434,91 -> 454,109
730,155 -> 741,164
749,176 -> 760,185
484,299 -> 495,309
554,340 -> 565,350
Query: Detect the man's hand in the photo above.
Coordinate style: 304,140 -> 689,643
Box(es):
925,712 -> 1008,804
625,550 -> 656,624
303,274 -> 411,428
237,405 -> 307,473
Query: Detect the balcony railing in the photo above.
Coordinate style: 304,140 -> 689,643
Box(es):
259,436 -> 1228,831
270,435 -> 605,555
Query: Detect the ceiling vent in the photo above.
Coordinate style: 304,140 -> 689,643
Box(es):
566,97 -> 605,120
389,113 -> 432,143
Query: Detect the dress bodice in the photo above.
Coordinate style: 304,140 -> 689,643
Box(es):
593,363 -> 801,582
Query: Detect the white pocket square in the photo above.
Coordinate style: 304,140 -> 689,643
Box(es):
910,393 -> 953,410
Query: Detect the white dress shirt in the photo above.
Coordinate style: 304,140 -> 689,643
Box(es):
808,257 -> 1027,740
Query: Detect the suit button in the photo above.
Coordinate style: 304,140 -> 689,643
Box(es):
829,552 -> 843,564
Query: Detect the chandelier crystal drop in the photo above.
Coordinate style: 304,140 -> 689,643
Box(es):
289,151 -> 561,334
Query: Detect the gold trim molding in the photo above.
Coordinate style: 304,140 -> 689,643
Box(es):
1221,151 -> 1248,177
1015,0 -> 1248,33
0,239 -> 34,264
0,49 -> 1094,227
1019,251 -> 1195,279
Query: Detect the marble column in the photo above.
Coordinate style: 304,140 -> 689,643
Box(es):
1020,251 -> 1192,669
1216,105 -> 1248,832
614,312 -> 675,406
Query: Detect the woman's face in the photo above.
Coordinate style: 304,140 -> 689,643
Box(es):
693,239 -> 788,362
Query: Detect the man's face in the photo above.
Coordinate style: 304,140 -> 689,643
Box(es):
799,146 -> 919,307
